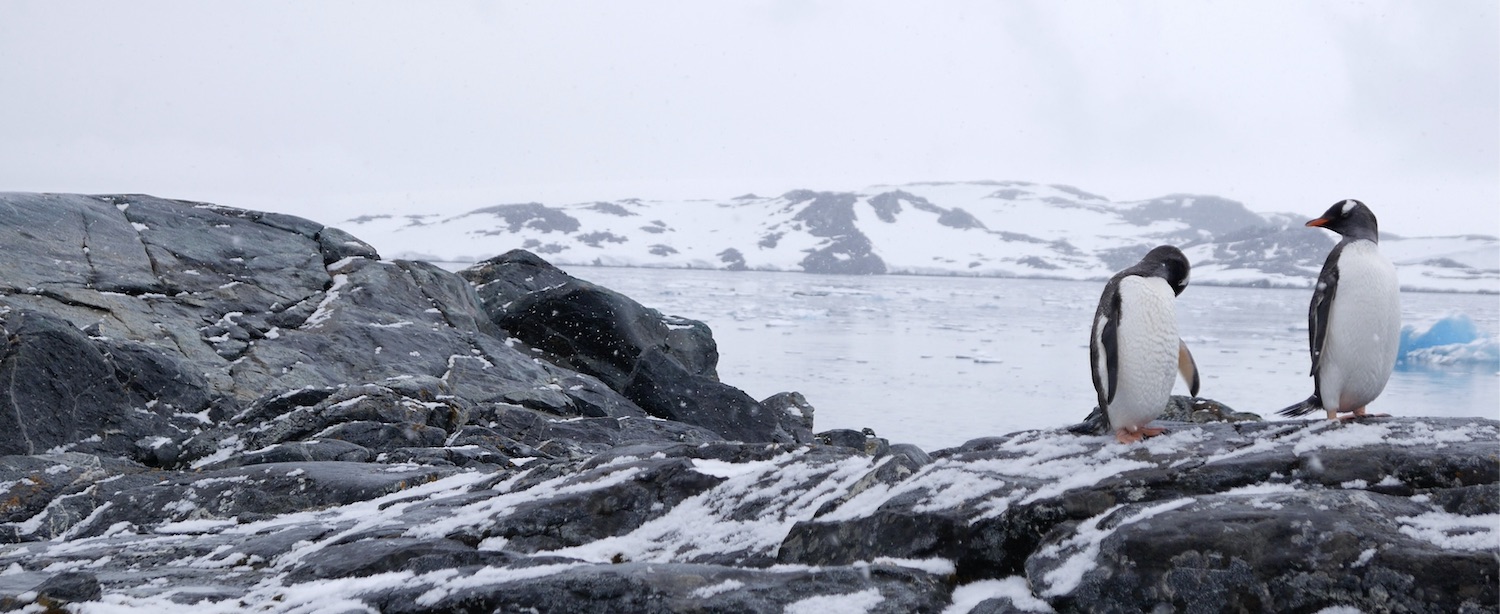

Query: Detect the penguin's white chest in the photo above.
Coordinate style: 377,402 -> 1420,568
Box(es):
1106,276 -> 1180,430
1320,241 -> 1401,411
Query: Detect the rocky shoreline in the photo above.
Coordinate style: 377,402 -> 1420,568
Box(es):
0,193 -> 1494,613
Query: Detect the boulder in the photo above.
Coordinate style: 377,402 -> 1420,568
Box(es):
461,249 -> 811,444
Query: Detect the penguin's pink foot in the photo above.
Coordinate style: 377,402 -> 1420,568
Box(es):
1115,425 -> 1166,444
1339,406 -> 1390,421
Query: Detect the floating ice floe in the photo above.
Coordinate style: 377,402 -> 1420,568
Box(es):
1398,313 -> 1500,368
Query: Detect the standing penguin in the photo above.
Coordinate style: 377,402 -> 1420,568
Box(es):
1091,245 -> 1200,444
1279,199 -> 1401,420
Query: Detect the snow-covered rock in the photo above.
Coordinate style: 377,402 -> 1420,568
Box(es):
343,181 -> 1500,294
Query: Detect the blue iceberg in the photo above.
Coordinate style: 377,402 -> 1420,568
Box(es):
1398,313 -> 1500,368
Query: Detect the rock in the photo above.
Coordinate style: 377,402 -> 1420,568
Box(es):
780,418 -> 1498,612
1159,395 -> 1262,423
313,226 -> 381,264
32,571 -> 102,604
462,250 -> 810,444
9,461 -> 458,541
284,537 -> 507,583
1025,490 -> 1495,613
763,391 -> 816,432
717,248 -> 749,271
1068,394 -> 1257,436
443,455 -> 727,553
0,309 -> 136,456
472,403 -> 723,461
783,190 -> 888,275
369,562 -> 951,614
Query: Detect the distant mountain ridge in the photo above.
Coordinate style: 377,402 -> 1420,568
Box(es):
344,181 -> 1499,294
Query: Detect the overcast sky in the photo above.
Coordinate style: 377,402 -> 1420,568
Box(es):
1,1 -> 1495,237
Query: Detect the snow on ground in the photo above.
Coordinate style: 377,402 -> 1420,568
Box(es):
13,418 -> 1500,612
782,587 -> 885,614
542,449 -> 880,564
1396,511 -> 1500,551
943,577 -> 1056,613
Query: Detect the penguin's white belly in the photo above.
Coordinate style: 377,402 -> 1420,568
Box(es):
1320,241 -> 1401,412
1107,276 -> 1180,430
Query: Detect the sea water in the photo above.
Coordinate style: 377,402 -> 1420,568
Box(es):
476,265 -> 1500,452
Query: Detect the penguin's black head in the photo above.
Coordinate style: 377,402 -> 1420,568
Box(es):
1139,245 -> 1191,296
1307,199 -> 1380,243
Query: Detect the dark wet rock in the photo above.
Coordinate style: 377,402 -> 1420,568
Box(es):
33,571 -> 102,605
13,461 -> 458,541
815,428 -> 891,456
462,251 -> 809,444
1026,490 -> 1498,613
450,456 -> 727,553
762,391 -> 816,433
1158,395 -> 1263,423
471,403 -> 721,461
1068,394 -> 1257,435
368,561 -> 951,614
0,310 -> 136,457
284,537 -> 505,582
234,439 -> 373,466
0,454 -> 149,528
314,225 -> 381,264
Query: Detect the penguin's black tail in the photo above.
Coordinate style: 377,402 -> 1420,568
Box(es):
1277,395 -> 1322,417
1067,407 -> 1110,435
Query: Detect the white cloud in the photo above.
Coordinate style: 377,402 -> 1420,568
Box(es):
0,0 -> 1493,236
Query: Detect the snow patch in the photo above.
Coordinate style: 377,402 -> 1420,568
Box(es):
1396,511 -> 1499,551
691,579 -> 745,599
303,273 -> 351,328
943,577 -> 1055,614
783,588 -> 885,614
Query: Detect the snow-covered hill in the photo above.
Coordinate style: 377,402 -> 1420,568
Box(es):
343,181 -> 1500,293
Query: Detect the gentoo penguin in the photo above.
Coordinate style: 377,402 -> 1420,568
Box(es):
1279,199 -> 1401,420
1090,245 -> 1200,444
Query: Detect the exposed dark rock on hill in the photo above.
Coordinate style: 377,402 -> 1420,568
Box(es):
0,193 -> 1492,613
340,181 -> 1500,294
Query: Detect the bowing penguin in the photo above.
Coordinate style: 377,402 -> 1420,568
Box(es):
1090,245 -> 1200,444
1279,199 -> 1401,420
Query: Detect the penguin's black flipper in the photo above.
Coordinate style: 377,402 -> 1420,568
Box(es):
1308,243 -> 1344,379
1177,339 -> 1200,397
1277,395 -> 1322,417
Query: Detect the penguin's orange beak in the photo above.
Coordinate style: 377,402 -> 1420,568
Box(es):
1305,217 -> 1330,227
